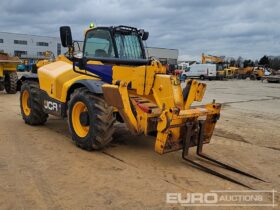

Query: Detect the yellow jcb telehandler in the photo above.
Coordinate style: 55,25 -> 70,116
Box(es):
19,25 -> 264,188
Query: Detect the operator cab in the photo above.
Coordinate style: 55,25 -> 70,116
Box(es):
60,25 -> 150,66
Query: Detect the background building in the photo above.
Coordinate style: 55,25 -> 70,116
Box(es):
0,32 -> 67,64
145,47 -> 179,65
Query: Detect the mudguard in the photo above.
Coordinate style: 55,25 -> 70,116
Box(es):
70,79 -> 105,94
20,73 -> 39,80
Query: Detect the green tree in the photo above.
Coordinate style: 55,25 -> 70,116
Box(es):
259,55 -> 269,66
243,59 -> 254,67
269,57 -> 280,70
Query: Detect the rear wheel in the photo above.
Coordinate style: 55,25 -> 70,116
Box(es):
68,88 -> 115,150
20,81 -> 48,125
250,74 -> 256,80
4,71 -> 18,94
200,75 -> 205,80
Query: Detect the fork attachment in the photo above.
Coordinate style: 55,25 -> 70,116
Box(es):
182,120 -> 265,189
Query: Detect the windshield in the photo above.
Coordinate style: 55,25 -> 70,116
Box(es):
84,29 -> 145,60
114,32 -> 144,59
84,29 -> 115,58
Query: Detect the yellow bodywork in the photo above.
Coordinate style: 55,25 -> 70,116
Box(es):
38,56 -> 96,102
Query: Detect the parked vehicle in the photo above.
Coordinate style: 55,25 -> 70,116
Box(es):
17,64 -> 26,72
0,52 -> 21,94
264,69 -> 271,76
180,63 -> 216,80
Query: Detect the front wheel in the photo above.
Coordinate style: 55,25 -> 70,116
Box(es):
68,88 -> 115,150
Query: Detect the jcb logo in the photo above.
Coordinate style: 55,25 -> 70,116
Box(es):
44,100 -> 58,112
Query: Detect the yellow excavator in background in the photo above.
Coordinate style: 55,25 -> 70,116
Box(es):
201,53 -> 224,64
18,25 -> 264,188
202,53 -> 234,79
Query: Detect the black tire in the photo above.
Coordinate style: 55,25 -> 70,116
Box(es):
245,73 -> 251,80
68,88 -> 115,150
0,80 -> 4,91
20,81 -> 48,125
4,71 -> 18,94
250,74 -> 256,80
200,75 -> 205,80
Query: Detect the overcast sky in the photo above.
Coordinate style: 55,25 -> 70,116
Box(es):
0,0 -> 279,61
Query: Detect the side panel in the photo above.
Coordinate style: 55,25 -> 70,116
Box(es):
112,65 -> 146,95
187,65 -> 206,77
40,91 -> 67,117
38,61 -> 99,103
38,61 -> 74,100
111,60 -> 165,96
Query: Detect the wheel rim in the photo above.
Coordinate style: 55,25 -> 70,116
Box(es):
22,90 -> 31,116
72,101 -> 89,138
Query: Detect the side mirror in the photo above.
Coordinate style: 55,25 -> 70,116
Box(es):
142,31 -> 149,41
60,26 -> 73,47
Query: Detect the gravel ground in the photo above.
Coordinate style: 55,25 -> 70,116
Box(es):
0,79 -> 279,210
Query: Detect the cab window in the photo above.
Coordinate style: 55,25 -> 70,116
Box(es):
114,32 -> 144,59
84,29 -> 115,58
